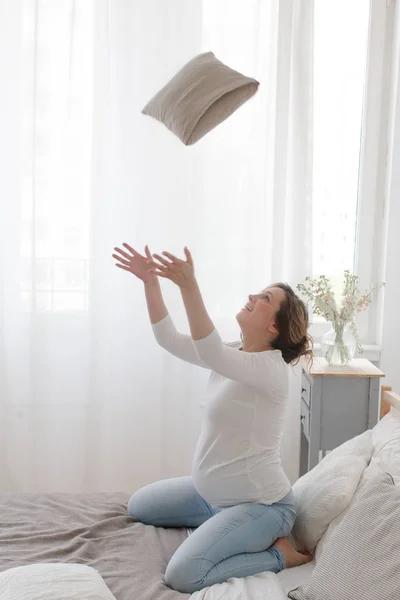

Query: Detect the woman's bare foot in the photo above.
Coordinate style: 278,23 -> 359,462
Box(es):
274,538 -> 313,569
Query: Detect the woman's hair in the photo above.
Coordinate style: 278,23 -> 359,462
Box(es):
272,283 -> 313,365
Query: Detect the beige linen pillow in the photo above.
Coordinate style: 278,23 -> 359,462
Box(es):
142,52 -> 259,145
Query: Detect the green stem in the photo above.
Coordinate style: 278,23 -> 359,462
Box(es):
325,321 -> 351,365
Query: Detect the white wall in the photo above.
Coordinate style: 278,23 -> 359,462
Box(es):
381,1 -> 400,390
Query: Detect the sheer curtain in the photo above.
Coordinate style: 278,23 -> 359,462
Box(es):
0,0 -> 313,492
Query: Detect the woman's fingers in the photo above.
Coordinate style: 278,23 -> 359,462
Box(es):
153,254 -> 172,267
113,247 -> 132,261
115,263 -> 132,272
112,254 -> 131,266
184,247 -> 193,265
147,259 -> 167,271
162,251 -> 179,263
122,243 -> 140,256
114,246 -> 188,266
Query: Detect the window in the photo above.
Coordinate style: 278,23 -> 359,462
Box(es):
312,0 -> 369,282
19,0 -> 392,337
310,0 -> 393,347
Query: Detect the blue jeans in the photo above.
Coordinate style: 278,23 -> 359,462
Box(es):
128,476 -> 296,593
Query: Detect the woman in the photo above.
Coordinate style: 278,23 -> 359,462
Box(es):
112,243 -> 313,593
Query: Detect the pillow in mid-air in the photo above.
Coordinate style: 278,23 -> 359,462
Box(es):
142,51 -> 259,145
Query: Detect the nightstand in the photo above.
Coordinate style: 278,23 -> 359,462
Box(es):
299,357 -> 385,476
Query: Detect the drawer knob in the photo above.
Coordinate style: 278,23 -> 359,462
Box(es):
300,415 -> 305,421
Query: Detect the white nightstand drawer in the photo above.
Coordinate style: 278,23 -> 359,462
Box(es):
301,372 -> 312,408
300,399 -> 310,439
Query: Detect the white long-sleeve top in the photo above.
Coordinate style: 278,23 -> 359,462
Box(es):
152,314 -> 291,507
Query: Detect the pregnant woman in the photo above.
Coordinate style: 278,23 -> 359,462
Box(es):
112,243 -> 313,593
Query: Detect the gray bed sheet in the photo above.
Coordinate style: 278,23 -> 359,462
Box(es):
0,492 -> 190,600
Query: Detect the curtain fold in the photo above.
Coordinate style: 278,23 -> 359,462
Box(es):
0,0 -> 313,492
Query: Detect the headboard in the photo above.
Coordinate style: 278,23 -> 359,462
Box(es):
380,386 -> 400,419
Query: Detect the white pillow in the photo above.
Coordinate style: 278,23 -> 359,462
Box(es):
291,430 -> 373,552
372,407 -> 400,454
315,458 -> 381,561
0,563 -> 116,600
315,413 -> 400,562
374,440 -> 400,484
289,468 -> 400,600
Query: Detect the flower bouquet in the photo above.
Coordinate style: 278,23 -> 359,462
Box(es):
297,271 -> 385,366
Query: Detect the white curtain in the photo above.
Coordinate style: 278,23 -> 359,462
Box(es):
0,0 -> 313,492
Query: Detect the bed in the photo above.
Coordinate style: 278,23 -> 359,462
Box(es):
0,492 -> 190,600
0,387 -> 399,600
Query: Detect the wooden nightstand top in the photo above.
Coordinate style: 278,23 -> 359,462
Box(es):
301,356 -> 385,378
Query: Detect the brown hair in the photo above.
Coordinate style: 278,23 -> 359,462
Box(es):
271,283 -> 313,365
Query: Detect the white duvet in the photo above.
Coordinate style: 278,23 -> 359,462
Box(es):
192,563 -> 314,600
191,571 -> 288,600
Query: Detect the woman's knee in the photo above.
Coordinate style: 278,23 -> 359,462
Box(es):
127,483 -> 158,523
165,555 -> 204,594
127,477 -> 189,524
127,476 -> 206,527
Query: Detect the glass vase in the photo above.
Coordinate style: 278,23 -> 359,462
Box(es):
321,321 -> 357,366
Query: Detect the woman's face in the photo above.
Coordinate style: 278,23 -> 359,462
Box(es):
236,286 -> 286,338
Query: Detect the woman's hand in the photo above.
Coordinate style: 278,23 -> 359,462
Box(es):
112,244 -> 155,283
149,248 -> 214,340
147,247 -> 196,290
